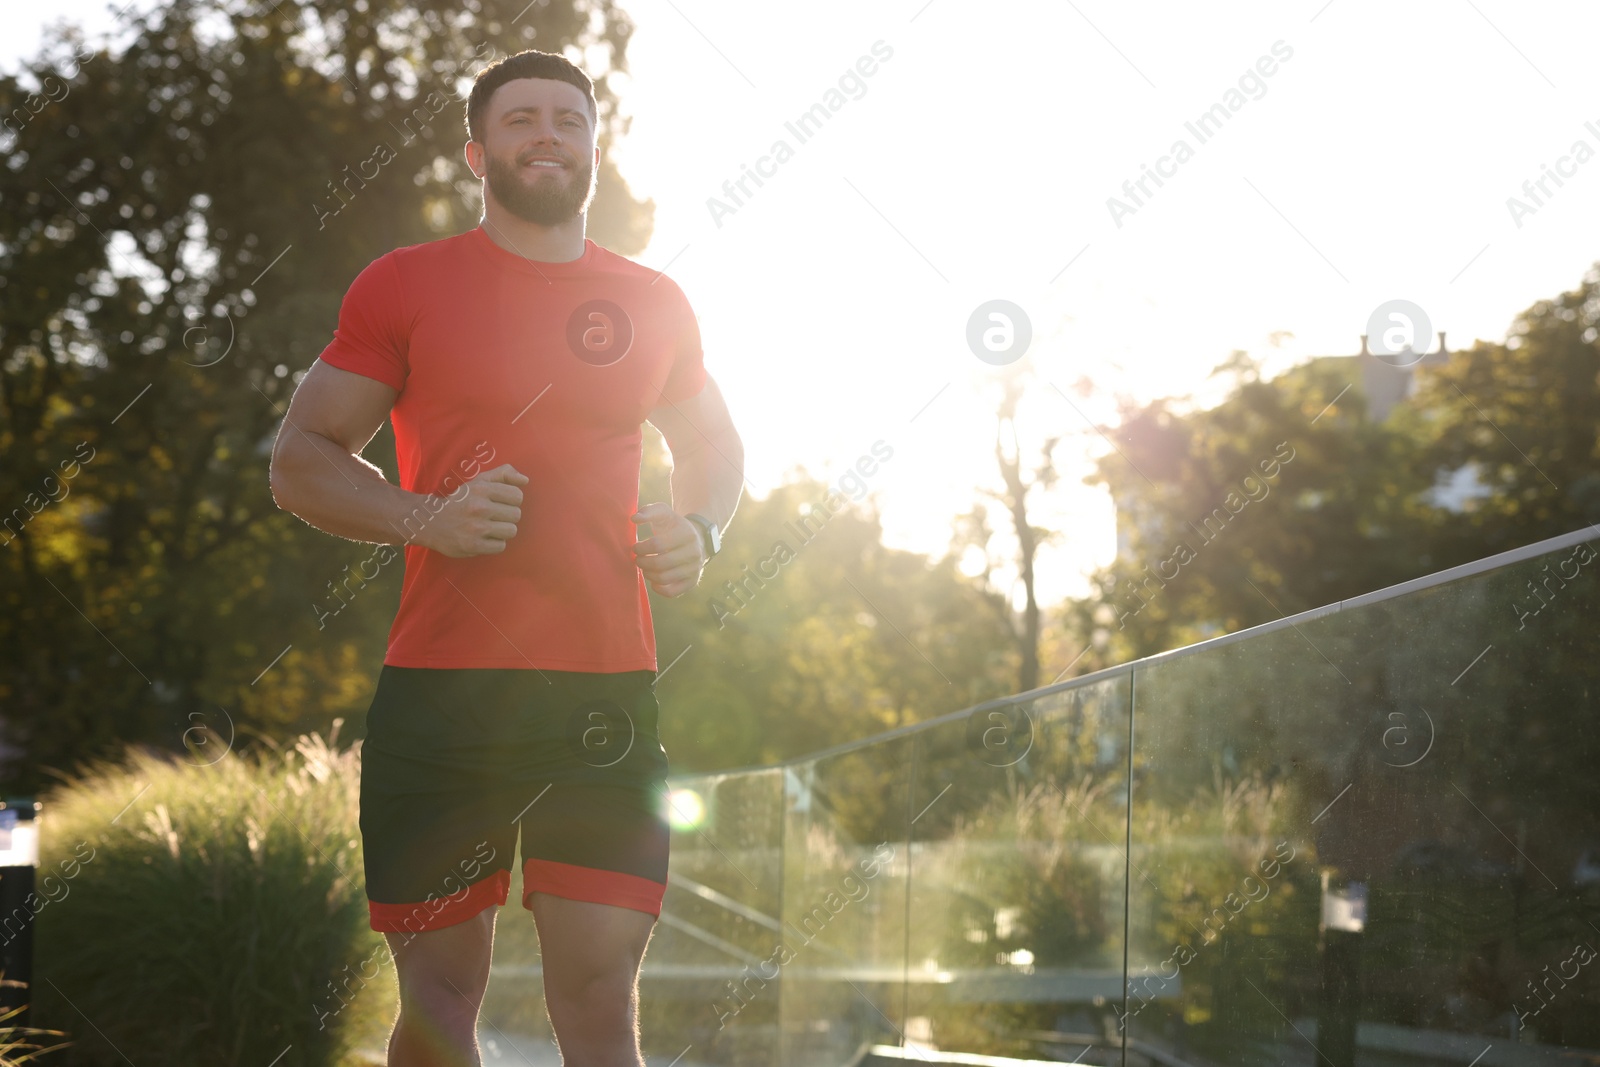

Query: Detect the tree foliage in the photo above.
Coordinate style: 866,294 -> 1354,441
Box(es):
1067,267 -> 1600,666
0,0 -> 649,790
5,0 -> 1599,796
641,430 -> 1019,770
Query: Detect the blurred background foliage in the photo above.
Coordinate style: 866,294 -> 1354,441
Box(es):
4,2 -> 1599,1064
1,0 -> 1597,797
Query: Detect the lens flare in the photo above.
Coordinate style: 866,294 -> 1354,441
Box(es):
665,788 -> 705,830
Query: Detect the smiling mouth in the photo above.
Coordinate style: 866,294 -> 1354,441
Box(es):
521,159 -> 566,171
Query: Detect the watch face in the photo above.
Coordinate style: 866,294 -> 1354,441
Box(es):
689,514 -> 718,556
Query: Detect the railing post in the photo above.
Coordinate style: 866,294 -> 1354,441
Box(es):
1317,870 -> 1367,1067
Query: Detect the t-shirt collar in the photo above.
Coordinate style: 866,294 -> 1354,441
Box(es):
469,222 -> 596,277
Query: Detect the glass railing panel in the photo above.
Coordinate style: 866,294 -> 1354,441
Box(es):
906,675 -> 1133,1065
777,737 -> 918,1066
650,768 -> 789,1065
481,768 -> 786,1066
1125,536 -> 1600,1066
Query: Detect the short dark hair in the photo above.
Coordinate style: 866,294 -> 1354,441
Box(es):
466,49 -> 598,143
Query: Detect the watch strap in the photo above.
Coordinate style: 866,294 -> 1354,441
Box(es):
685,512 -> 719,558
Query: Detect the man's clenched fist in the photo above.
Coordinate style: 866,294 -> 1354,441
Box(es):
630,502 -> 708,597
413,464 -> 528,558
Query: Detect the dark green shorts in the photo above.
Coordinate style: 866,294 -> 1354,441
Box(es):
358,665 -> 670,933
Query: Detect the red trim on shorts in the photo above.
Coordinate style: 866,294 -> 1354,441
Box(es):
368,869 -> 510,933
521,858 -> 666,918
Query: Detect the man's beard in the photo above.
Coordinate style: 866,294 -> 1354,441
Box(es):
485,148 -> 596,226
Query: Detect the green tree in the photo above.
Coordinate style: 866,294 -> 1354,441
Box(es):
1397,262 -> 1600,565
0,0 -> 650,790
642,427 -> 1020,769
1067,267 -> 1600,666
953,372 -> 1062,694
1066,351 -> 1427,662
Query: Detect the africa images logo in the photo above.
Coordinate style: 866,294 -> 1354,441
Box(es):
564,699 -> 636,769
566,299 -> 633,367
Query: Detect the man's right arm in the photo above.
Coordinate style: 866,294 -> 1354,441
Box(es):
268,361 -> 526,556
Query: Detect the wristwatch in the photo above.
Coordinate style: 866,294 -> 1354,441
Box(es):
685,513 -> 721,560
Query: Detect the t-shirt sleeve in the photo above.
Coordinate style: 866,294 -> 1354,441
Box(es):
316,253 -> 410,392
658,279 -> 708,403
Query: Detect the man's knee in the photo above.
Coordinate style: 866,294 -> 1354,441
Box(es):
546,966 -> 636,1021
399,962 -> 490,1001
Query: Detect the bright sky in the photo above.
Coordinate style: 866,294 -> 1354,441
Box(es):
12,0 -> 1600,606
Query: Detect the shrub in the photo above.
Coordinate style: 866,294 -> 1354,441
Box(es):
29,724 -> 392,1065
0,993 -> 69,1064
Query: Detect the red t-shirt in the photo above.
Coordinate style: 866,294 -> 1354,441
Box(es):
316,225 -> 707,671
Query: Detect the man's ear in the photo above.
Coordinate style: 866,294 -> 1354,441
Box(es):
464,140 -> 484,180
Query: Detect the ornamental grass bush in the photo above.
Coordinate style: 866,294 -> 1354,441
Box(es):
29,724 -> 394,1066
0,997 -> 69,1064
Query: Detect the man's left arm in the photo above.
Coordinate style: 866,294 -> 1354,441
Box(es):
632,374 -> 744,597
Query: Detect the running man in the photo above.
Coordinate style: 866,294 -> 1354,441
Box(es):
269,49 -> 743,1066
